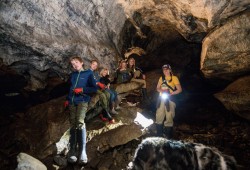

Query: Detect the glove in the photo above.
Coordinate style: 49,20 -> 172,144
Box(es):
64,100 -> 69,108
97,82 -> 105,90
73,88 -> 83,94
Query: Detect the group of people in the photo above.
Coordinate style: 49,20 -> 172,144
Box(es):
64,56 -> 182,165
115,58 -> 148,98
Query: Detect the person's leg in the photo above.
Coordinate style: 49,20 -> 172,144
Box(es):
97,90 -> 110,112
106,89 -> 118,114
131,78 -> 148,100
97,90 -> 115,122
155,100 -> 166,137
68,105 -> 78,163
76,102 -> 88,164
110,89 -> 121,110
163,101 -> 176,139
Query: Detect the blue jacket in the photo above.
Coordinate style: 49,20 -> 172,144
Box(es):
67,69 -> 97,105
88,69 -> 100,82
88,69 -> 104,90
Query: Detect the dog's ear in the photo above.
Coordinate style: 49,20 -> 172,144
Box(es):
223,154 -> 238,170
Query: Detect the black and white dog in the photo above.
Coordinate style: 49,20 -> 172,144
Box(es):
128,137 -> 237,170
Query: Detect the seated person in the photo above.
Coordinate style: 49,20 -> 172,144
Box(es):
88,60 -> 114,123
113,60 -> 144,96
99,68 -> 120,115
114,60 -> 132,84
127,57 -> 148,100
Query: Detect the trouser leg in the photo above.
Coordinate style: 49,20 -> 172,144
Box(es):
68,103 -> 88,163
163,101 -> 176,127
163,101 -> 176,139
68,105 -> 78,163
155,101 -> 166,137
102,109 -> 114,121
67,128 -> 78,163
164,126 -> 173,139
97,90 -> 110,111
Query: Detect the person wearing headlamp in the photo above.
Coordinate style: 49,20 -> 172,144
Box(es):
155,64 -> 182,139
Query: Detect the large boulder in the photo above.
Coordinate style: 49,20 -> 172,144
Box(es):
14,96 -> 69,159
7,94 -> 148,168
16,152 -> 47,170
201,10 -> 250,81
214,76 -> 250,120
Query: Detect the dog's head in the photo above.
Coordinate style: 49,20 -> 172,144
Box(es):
195,144 -> 237,170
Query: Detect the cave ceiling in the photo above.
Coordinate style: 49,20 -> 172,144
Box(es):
0,0 -> 250,90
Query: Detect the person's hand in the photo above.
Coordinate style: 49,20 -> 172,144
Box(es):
73,88 -> 83,94
64,101 -> 69,108
170,91 -> 175,96
161,89 -> 169,93
97,82 -> 105,90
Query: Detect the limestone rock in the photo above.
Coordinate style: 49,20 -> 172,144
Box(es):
1,0 -> 249,90
16,152 -> 47,170
201,11 -> 250,80
214,76 -> 250,120
14,96 -> 69,159
10,93 -> 146,167
115,81 -> 144,94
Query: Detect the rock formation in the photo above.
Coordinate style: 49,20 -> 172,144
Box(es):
1,0 -> 250,169
1,0 -> 249,90
201,10 -> 250,81
214,76 -> 250,121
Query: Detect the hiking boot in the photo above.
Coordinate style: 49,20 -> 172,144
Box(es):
164,126 -> 173,139
99,114 -> 108,122
109,119 -> 115,124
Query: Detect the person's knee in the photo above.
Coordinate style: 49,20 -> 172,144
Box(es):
77,123 -> 86,129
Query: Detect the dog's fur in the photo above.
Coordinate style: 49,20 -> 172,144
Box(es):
128,137 -> 237,170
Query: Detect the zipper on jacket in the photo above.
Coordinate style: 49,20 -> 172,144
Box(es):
71,71 -> 81,104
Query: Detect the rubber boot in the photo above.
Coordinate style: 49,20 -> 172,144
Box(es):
155,124 -> 163,137
67,128 -> 78,163
164,126 -> 173,139
77,128 -> 88,164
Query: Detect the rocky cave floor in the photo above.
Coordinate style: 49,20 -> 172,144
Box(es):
0,94 -> 249,170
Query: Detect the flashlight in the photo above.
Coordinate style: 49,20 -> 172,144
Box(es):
161,92 -> 169,100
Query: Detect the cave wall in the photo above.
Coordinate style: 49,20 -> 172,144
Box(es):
0,0 -> 127,90
0,0 -> 250,91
